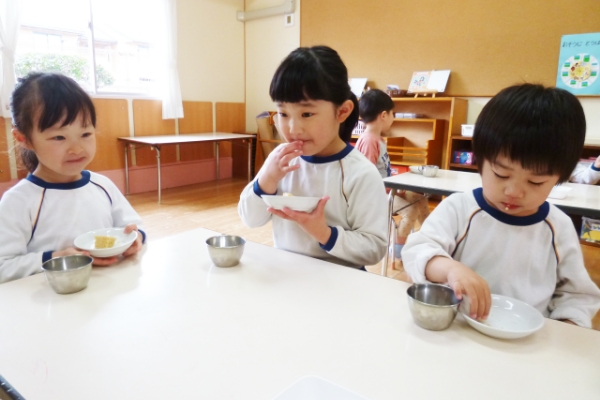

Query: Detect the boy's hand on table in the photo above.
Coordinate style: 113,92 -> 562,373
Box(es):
426,256 -> 491,320
268,196 -> 332,244
258,141 -> 303,194
122,223 -> 143,257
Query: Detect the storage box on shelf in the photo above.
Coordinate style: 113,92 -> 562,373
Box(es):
385,97 -> 468,171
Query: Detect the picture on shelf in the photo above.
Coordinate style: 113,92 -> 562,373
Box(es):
407,70 -> 451,93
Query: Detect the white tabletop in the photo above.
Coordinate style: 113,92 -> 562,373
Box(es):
384,169 -> 600,218
117,132 -> 255,145
1,228 -> 599,399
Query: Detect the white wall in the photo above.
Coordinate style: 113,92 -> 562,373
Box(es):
244,0 -> 301,131
177,0 -> 245,103
466,97 -> 600,143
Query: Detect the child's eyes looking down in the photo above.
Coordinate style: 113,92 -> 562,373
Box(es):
492,171 -> 548,186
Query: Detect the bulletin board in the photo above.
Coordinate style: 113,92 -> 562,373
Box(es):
300,0 -> 600,97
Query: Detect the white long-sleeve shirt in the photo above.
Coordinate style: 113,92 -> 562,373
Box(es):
402,188 -> 600,328
0,171 -> 144,284
569,160 -> 600,185
238,144 -> 388,268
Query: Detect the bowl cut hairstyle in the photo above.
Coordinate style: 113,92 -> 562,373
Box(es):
358,89 -> 395,123
473,83 -> 585,183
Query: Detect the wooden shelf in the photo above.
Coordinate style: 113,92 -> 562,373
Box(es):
449,163 -> 477,170
451,136 -> 473,141
393,118 -> 438,123
581,239 -> 600,248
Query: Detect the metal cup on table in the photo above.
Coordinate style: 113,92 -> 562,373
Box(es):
419,165 -> 439,177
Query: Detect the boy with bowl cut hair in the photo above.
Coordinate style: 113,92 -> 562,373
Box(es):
401,83 -> 600,327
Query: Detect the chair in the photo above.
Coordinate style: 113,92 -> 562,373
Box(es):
255,111 -> 284,171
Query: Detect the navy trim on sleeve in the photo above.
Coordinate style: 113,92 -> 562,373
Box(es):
139,229 -> 147,244
42,251 -> 54,263
90,181 -> 113,205
27,170 -> 90,190
319,226 -> 338,251
253,179 -> 277,198
592,164 -> 600,172
472,187 -> 549,226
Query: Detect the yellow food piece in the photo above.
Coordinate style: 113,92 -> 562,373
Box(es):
283,192 -> 294,196
95,235 -> 117,249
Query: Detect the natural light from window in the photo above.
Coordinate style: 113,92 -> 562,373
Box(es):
16,0 -> 162,95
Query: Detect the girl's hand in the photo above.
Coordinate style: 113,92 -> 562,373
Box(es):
257,141 -> 303,194
53,247 -> 119,266
121,224 -> 143,257
268,196 -> 331,244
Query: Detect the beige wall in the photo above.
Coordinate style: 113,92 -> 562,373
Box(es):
466,98 -> 600,142
244,0 -> 301,131
177,0 -> 245,104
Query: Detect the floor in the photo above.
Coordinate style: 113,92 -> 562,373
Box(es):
126,178 -> 600,331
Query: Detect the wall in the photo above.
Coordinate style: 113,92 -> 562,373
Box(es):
244,0 -> 301,131
177,0 -> 245,104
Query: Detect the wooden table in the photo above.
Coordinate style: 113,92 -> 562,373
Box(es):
381,169 -> 600,271
118,133 -> 255,203
0,228 -> 599,399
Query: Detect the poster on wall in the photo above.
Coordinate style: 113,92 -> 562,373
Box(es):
556,32 -> 600,95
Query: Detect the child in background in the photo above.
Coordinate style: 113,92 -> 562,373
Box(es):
570,155 -> 600,184
402,84 -> 600,327
355,89 -> 430,265
238,46 -> 388,268
0,72 -> 145,284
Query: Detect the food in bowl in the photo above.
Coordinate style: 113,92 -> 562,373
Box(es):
95,235 -> 116,249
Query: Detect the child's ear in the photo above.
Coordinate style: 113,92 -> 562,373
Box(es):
336,99 -> 354,123
12,129 -> 33,150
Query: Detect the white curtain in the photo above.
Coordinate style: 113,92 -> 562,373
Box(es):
159,0 -> 183,120
0,0 -> 21,118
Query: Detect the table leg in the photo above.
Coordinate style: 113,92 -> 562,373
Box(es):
215,142 -> 220,180
154,145 -> 162,204
247,139 -> 252,181
124,145 -> 130,195
382,190 -> 396,276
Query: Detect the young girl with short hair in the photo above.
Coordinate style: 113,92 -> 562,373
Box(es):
0,72 -> 145,283
238,46 -> 388,268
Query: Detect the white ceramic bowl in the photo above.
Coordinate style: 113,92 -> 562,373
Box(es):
460,294 -> 544,339
548,186 -> 571,199
262,195 -> 321,212
74,228 -> 138,258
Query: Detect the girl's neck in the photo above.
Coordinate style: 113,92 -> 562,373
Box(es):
363,124 -> 384,137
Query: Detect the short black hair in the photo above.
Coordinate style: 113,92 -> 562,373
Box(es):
10,72 -> 96,172
473,83 -> 585,183
269,46 -> 358,142
358,89 -> 395,123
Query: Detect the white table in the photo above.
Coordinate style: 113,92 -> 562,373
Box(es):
118,133 -> 255,203
0,228 -> 599,399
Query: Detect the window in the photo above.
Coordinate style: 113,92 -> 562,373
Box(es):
16,0 -> 162,95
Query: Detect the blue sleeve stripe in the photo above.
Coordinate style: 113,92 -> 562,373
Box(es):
253,180 -> 277,198
319,226 -> 338,251
139,230 -> 147,244
42,251 -> 54,263
591,164 -> 600,172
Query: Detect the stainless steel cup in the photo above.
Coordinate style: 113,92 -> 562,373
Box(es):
42,255 -> 93,294
206,235 -> 246,267
407,283 -> 461,330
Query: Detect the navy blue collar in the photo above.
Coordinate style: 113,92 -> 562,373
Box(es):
472,187 -> 549,226
300,143 -> 354,164
27,170 -> 91,190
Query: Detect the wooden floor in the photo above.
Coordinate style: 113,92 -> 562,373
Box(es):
127,178 -> 600,330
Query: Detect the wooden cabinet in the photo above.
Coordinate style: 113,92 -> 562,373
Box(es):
384,97 -> 468,169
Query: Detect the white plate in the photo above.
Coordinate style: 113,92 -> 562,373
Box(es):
460,294 -> 544,339
262,195 -> 321,212
548,186 -> 571,199
74,228 -> 138,258
273,376 -> 369,400
409,166 -> 422,174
